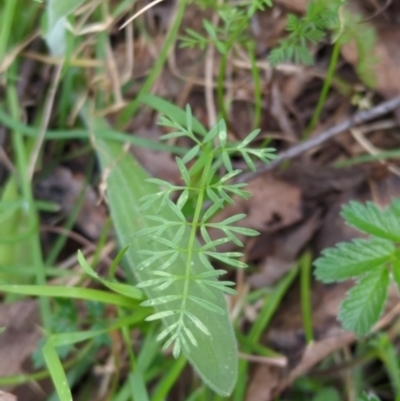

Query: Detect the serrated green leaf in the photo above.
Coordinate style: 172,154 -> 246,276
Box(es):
342,201 -> 400,242
314,238 -> 394,283
339,267 -> 389,336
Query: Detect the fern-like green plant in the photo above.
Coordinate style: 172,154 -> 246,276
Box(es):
181,0 -> 273,53
135,106 -> 275,358
269,0 -> 343,66
314,199 -> 400,336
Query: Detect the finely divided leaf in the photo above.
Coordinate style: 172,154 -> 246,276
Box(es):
339,267 -> 389,336
314,238 -> 394,283
90,113 -> 238,396
342,201 -> 400,242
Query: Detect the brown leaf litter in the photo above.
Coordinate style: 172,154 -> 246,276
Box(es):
244,173 -> 400,400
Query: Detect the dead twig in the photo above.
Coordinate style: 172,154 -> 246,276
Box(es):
239,96 -> 400,183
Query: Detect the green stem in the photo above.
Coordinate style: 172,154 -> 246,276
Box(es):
0,0 -> 18,62
217,54 -> 228,123
118,0 -> 188,128
179,154 -> 212,324
300,251 -> 314,344
303,38 -> 341,139
7,82 -> 52,330
249,43 -> 262,130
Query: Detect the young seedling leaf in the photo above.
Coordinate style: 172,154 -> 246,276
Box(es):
314,238 -> 394,283
342,201 -> 400,242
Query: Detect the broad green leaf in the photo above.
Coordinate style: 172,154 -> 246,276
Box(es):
339,267 -> 389,336
89,111 -> 238,396
342,201 -> 400,242
45,0 -> 86,56
314,238 -> 394,283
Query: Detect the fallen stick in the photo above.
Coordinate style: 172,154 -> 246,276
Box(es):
239,95 -> 400,183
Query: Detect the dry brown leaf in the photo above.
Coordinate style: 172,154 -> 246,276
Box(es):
131,125 -> 181,184
245,364 -> 282,401
34,167 -> 107,240
249,210 -> 321,287
209,174 -> 302,252
0,301 -> 40,378
274,0 -> 309,13
277,332 -> 355,392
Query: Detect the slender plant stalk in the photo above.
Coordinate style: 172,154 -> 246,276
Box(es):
303,38 -> 341,139
179,156 -> 212,324
7,82 -> 52,330
217,54 -> 229,123
249,43 -> 262,130
0,0 -> 18,62
150,357 -> 187,401
300,251 -> 314,344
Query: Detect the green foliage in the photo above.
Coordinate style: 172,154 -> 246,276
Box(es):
136,105 -> 275,358
181,0 -> 273,54
358,393 -> 381,401
90,104 -> 272,395
269,0 -> 343,65
268,0 -> 377,88
315,199 -> 400,336
32,299 -> 79,368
